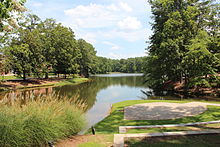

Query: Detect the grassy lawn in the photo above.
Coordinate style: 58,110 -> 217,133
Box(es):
0,75 -> 21,80
92,100 -> 220,134
125,134 -> 220,147
77,135 -> 113,147
126,123 -> 220,134
0,77 -> 89,91
54,78 -> 89,87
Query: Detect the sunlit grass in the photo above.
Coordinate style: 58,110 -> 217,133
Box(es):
54,78 -> 89,87
0,75 -> 21,81
93,100 -> 220,134
77,135 -> 113,147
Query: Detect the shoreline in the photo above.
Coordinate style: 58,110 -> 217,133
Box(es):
0,77 -> 90,92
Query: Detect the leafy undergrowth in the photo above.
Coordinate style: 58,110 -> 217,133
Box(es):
0,93 -> 86,147
125,134 -> 220,147
92,100 -> 220,134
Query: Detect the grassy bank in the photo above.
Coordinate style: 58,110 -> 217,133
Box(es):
0,93 -> 86,147
92,100 -> 220,134
53,78 -> 89,87
0,76 -> 22,81
0,77 -> 89,92
64,100 -> 219,146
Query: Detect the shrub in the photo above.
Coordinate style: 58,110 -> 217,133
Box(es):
0,93 -> 86,147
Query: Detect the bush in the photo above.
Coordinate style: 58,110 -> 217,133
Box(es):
0,93 -> 86,147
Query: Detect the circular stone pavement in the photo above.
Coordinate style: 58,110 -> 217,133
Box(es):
124,102 -> 208,120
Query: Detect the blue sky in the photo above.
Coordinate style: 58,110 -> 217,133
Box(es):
25,0 -> 152,59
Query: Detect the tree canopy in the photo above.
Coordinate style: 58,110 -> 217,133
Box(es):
145,0 -> 220,90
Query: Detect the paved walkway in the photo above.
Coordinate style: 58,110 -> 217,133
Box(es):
124,102 -> 220,120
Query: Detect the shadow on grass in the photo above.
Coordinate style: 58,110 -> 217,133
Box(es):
125,134 -> 220,147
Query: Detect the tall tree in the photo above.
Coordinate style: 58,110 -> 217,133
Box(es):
6,44 -> 32,80
77,39 -> 97,78
51,25 -> 80,78
145,0 -> 219,90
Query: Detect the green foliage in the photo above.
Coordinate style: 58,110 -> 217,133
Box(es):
187,77 -> 211,88
0,0 -> 26,31
6,44 -> 32,80
77,39 -> 97,77
2,14 -> 98,79
0,94 -> 86,147
145,0 -> 220,90
94,56 -> 146,74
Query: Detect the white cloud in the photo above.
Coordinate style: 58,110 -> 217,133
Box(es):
63,2 -> 147,43
31,2 -> 43,7
80,33 -> 97,44
64,3 -> 122,29
101,28 -> 150,42
102,41 -> 120,50
100,52 -> 146,59
119,2 -> 132,12
118,17 -> 142,30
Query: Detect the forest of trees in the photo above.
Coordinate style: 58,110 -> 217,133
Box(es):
0,12 -> 144,80
95,56 -> 145,74
1,0 -> 219,92
145,0 -> 220,91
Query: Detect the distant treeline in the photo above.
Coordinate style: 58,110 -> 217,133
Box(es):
0,14 -> 145,80
95,56 -> 145,74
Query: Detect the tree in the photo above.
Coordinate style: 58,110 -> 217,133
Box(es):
51,25 -> 80,78
38,19 -> 58,78
0,0 -> 26,31
145,0 -> 219,90
77,39 -> 97,78
6,44 -> 32,80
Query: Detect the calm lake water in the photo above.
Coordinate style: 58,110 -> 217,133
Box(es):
0,73 -> 150,128
57,73 -> 149,127
1,73 -> 219,130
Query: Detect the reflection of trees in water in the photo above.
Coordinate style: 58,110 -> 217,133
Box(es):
1,75 -> 145,111
1,88 -> 54,106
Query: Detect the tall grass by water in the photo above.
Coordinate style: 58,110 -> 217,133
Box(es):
0,92 -> 86,147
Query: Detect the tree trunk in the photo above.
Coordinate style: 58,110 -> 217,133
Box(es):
45,72 -> 49,79
23,70 -> 26,81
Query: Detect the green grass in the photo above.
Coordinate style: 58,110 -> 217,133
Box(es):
54,78 -> 89,87
125,134 -> 220,147
78,135 -> 113,147
0,93 -> 86,147
126,124 -> 220,134
0,75 -> 21,80
93,100 -> 220,134
1,77 -> 89,91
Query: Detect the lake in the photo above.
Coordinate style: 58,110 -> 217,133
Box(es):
0,73 -> 150,128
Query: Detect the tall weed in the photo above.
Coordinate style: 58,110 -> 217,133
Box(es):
0,92 -> 87,147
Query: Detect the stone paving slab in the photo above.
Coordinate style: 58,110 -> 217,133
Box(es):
124,102 -> 211,120
113,129 -> 220,147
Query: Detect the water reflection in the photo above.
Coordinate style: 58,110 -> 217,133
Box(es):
0,74 -> 149,127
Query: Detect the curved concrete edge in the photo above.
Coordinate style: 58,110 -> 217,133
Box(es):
114,129 -> 220,147
119,120 -> 220,133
